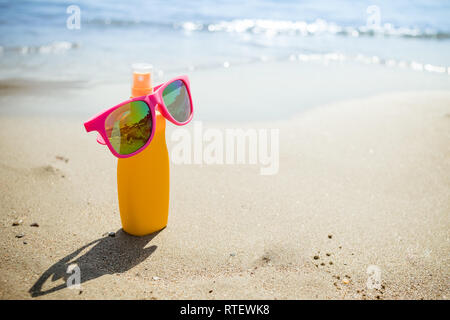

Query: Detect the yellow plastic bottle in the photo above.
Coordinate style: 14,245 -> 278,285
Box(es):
117,64 -> 170,236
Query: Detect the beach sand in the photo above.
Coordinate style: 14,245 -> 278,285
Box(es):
0,64 -> 449,299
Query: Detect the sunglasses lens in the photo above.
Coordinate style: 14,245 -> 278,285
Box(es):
105,101 -> 152,155
162,79 -> 191,123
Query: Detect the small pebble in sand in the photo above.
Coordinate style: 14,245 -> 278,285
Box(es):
152,276 -> 161,281
326,253 -> 331,256
15,233 -> 24,238
342,278 -> 350,285
328,234 -> 333,239
209,290 -> 213,293
329,261 -> 333,265
313,255 -> 320,260
23,241 -> 27,245
108,232 -> 115,237
320,262 -> 325,266
56,155 -> 69,163
30,222 -> 39,227
230,253 -> 236,257
12,220 -> 23,226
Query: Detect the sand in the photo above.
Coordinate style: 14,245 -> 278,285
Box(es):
0,76 -> 449,299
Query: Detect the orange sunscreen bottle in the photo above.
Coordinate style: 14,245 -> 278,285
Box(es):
117,63 -> 170,236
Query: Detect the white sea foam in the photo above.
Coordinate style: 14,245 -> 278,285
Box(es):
292,52 -> 449,75
4,42 -> 79,55
179,18 -> 448,39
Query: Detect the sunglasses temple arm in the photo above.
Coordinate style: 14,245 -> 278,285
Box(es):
96,134 -> 106,145
84,121 -> 94,132
84,120 -> 107,145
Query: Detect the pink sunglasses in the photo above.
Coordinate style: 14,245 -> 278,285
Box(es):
84,75 -> 193,158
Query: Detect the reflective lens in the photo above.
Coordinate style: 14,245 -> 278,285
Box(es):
105,101 -> 152,155
162,80 -> 191,123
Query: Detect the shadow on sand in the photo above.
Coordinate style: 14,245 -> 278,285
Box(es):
29,229 -> 159,297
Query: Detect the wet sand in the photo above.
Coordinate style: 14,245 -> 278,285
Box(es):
0,84 -> 449,299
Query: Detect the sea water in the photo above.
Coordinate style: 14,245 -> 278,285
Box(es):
0,0 -> 449,120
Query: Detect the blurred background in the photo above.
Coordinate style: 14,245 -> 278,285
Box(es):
0,0 -> 449,120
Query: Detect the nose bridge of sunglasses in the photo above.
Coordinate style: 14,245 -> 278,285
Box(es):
148,94 -> 163,114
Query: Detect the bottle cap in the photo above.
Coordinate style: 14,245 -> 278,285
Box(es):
131,63 -> 153,97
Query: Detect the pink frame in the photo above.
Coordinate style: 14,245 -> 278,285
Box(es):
84,75 -> 193,158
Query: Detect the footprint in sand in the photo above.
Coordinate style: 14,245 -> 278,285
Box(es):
33,165 -> 59,175
32,165 -> 65,179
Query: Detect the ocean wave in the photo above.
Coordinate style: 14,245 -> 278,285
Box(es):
166,52 -> 450,76
177,18 -> 450,40
0,41 -> 79,55
67,16 -> 450,40
289,52 -> 450,75
84,17 -> 169,28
